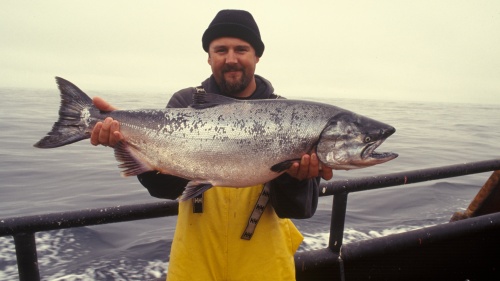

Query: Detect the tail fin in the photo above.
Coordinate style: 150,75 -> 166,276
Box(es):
34,77 -> 96,148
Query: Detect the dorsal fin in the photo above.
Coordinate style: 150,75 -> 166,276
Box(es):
190,87 -> 242,109
192,86 -> 208,106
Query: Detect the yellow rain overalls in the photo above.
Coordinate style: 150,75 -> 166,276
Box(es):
166,184 -> 304,281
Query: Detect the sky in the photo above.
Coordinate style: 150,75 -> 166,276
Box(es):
1,0 -> 499,104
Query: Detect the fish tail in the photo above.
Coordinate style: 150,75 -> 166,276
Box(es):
34,77 -> 96,148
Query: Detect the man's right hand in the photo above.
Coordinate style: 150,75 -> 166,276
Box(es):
90,97 -> 124,147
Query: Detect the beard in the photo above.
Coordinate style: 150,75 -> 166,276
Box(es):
217,66 -> 251,96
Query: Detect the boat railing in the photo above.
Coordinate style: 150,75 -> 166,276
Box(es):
2,158 -> 500,281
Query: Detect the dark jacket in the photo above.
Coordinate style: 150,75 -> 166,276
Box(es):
137,75 -> 319,219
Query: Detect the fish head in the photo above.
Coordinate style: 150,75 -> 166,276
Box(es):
316,113 -> 398,170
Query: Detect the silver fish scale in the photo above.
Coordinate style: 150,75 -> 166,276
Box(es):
109,100 -> 336,187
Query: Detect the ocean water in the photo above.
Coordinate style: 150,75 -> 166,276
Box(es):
0,86 -> 498,280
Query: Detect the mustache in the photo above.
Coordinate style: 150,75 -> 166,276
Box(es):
222,65 -> 244,73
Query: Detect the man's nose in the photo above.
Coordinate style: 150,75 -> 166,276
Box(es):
225,50 -> 237,64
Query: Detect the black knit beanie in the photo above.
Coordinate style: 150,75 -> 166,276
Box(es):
202,10 -> 265,57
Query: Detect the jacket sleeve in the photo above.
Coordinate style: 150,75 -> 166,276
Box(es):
136,88 -> 195,199
269,173 -> 320,219
138,171 -> 188,199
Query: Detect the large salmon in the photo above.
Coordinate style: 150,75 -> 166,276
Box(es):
35,77 -> 398,200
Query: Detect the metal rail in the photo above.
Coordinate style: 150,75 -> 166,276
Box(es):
1,202 -> 179,281
1,201 -> 179,236
1,158 -> 500,281
323,158 -> 500,256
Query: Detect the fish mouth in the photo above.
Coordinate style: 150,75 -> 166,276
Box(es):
361,139 -> 398,162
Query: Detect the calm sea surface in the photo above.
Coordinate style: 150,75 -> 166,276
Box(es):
0,87 -> 498,280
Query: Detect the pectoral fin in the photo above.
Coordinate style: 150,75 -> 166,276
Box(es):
270,159 -> 300,173
114,141 -> 154,176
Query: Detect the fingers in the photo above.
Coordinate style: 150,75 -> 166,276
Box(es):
287,162 -> 300,177
90,117 -> 121,147
286,153 -> 333,181
90,97 -> 120,147
108,119 -> 121,147
308,154 -> 320,178
299,153 -> 321,179
90,122 -> 103,146
321,166 -> 334,181
296,154 -> 309,180
286,154 -> 316,181
312,154 -> 334,181
93,96 -> 118,111
113,131 -> 125,143
98,118 -> 113,145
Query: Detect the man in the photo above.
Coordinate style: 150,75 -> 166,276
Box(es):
91,9 -> 333,281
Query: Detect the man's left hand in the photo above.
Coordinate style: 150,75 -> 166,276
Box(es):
286,153 -> 333,181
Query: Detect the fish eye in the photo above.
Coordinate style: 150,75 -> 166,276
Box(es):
364,136 -> 371,143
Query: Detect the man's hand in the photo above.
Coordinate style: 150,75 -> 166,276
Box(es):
90,97 -> 124,147
286,153 -> 333,181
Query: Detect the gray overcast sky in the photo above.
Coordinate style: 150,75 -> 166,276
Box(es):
1,1 -> 499,104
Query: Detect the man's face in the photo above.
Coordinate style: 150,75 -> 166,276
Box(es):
208,37 -> 260,96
